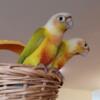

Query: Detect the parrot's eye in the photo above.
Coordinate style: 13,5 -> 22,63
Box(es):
84,43 -> 87,47
84,43 -> 88,48
83,43 -> 89,50
57,16 -> 66,22
83,42 -> 90,52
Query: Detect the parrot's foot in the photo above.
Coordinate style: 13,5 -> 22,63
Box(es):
35,64 -> 48,73
49,68 -> 63,85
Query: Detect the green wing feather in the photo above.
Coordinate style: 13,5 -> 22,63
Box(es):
18,27 -> 46,64
54,41 -> 66,59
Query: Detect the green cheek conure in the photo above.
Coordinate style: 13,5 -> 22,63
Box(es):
18,12 -> 73,67
51,38 -> 90,70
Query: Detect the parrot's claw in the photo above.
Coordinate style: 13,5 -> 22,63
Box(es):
35,64 -> 48,73
49,68 -> 63,85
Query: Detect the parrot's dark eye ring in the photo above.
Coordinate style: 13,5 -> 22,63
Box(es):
57,16 -> 65,22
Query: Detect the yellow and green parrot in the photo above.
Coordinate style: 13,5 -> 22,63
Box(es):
17,13 -> 73,67
51,38 -> 90,70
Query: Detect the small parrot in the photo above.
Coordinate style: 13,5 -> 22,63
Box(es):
51,38 -> 90,70
18,12 -> 73,67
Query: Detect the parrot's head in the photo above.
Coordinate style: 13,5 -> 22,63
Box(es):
45,12 -> 73,36
68,38 -> 90,56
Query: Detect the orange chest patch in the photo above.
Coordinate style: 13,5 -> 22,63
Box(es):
39,38 -> 58,65
56,52 -> 70,69
40,48 -> 52,65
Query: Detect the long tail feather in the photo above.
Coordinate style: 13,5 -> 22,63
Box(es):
0,40 -> 25,54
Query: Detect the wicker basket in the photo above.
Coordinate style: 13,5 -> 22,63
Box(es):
0,63 -> 63,100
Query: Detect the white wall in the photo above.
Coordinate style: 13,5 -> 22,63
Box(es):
57,88 -> 92,100
92,90 -> 100,100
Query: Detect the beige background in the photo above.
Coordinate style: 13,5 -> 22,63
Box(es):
57,88 -> 92,100
0,0 -> 99,92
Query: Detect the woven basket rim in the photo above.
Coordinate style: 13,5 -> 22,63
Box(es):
0,63 -> 63,100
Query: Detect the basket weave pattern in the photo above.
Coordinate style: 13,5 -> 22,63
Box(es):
0,63 -> 63,100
